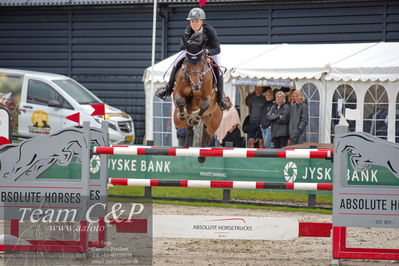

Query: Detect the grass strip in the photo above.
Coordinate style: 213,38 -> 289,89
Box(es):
108,185 -> 333,215
108,186 -> 332,204
108,196 -> 331,214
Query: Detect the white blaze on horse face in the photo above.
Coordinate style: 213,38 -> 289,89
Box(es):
189,63 -> 203,91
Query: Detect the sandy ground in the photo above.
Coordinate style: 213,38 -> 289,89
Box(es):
2,203 -> 399,265
152,204 -> 399,266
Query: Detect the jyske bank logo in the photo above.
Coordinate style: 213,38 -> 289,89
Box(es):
284,162 -> 297,182
90,155 -> 101,174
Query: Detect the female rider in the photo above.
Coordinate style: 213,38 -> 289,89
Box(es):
155,7 -> 231,110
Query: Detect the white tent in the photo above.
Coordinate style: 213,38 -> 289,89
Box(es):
143,42 -> 399,145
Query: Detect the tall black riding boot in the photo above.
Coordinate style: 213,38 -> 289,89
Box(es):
155,59 -> 184,100
215,70 -> 232,111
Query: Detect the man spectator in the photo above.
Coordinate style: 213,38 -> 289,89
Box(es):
260,88 -> 274,148
245,86 -> 266,148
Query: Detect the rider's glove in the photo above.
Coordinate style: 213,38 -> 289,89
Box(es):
204,49 -> 209,55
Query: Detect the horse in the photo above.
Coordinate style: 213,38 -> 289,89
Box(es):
172,32 -> 223,148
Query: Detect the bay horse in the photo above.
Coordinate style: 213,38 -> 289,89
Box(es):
173,32 -> 223,148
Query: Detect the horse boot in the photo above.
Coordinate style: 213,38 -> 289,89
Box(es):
155,65 -> 178,100
215,70 -> 232,111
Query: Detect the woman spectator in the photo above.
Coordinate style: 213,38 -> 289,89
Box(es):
267,91 -> 291,148
287,89 -> 295,106
215,97 -> 243,147
260,88 -> 274,148
289,89 -> 308,145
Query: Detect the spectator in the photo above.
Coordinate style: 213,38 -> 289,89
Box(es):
287,89 -> 295,106
260,88 -> 274,148
176,127 -> 187,147
245,86 -> 266,148
267,91 -> 291,148
215,97 -> 243,147
289,90 -> 308,145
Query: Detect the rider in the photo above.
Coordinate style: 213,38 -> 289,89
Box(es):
155,7 -> 231,110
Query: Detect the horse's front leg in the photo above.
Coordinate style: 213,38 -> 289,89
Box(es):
188,98 -> 210,126
175,96 -> 186,121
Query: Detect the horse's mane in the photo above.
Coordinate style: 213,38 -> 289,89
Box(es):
186,32 -> 207,64
189,32 -> 205,45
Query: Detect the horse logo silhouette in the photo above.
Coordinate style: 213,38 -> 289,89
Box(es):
0,127 -> 106,181
336,132 -> 399,180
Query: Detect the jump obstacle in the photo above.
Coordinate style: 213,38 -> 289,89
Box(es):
94,145 -> 333,159
108,178 -> 333,191
1,122 -> 399,264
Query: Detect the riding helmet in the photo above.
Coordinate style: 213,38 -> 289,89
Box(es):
186,8 -> 206,20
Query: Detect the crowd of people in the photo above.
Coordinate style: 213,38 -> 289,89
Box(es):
210,86 -> 309,148
244,86 -> 309,148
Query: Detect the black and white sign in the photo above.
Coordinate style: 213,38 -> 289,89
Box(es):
333,127 -> 399,228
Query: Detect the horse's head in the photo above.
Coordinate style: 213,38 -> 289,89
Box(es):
183,32 -> 208,91
185,32 -> 205,60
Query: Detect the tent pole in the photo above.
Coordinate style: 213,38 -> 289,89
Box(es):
149,0 -> 157,144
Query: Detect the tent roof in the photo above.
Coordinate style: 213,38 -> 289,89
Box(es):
231,42 -> 375,80
326,42 -> 399,82
143,42 -> 399,84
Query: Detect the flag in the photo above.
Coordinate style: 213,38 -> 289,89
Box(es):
66,112 -> 80,124
0,137 -> 10,146
199,0 -> 206,7
90,104 -> 105,116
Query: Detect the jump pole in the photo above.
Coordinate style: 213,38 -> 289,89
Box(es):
94,146 -> 333,159
108,178 -> 333,191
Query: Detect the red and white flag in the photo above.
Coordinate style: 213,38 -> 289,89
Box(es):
0,136 -> 10,146
90,104 -> 105,116
66,112 -> 80,125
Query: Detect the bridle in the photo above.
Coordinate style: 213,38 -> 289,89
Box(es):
183,49 -> 212,89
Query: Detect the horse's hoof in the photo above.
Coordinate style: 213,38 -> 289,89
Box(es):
187,118 -> 195,126
198,157 -> 206,163
188,116 -> 200,126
